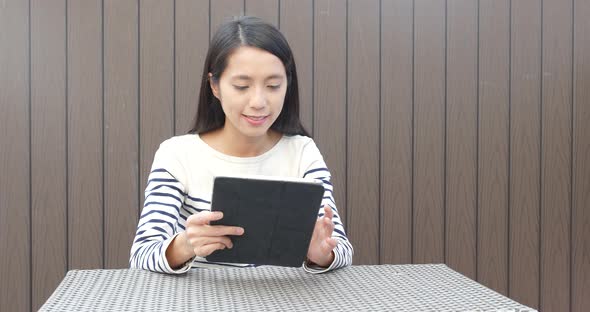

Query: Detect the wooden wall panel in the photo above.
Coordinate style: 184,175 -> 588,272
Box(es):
313,0 -> 347,227
67,0 -> 103,270
380,0 -> 413,265
413,0 -> 445,264
280,0 -> 314,135
540,0 -> 573,311
346,0 -> 380,265
573,0 -> 590,311
477,0 -> 510,295
104,0 -> 139,269
139,0 -> 175,212
210,0 -> 244,37
510,0 -> 541,308
445,0 -> 477,279
175,0 -> 209,134
1,2 -> 587,311
30,0 -> 67,309
245,0 -> 278,27
0,1 -> 30,311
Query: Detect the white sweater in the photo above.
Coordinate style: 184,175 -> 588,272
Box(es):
129,133 -> 353,274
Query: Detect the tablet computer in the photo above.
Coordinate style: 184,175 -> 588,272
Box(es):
207,175 -> 325,267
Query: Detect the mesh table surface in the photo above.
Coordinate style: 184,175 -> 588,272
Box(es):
40,264 -> 536,312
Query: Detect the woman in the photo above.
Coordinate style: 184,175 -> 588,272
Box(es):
130,16 -> 353,274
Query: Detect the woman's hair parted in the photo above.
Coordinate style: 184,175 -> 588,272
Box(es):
189,16 -> 310,137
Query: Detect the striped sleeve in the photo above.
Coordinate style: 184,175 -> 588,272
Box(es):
129,143 -> 193,274
299,140 -> 354,273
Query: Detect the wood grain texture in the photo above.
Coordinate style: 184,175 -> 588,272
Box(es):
0,0 -> 30,310
67,0 -> 103,270
313,0 -> 347,227
175,0 -> 209,135
413,0 -> 445,264
245,0 -> 278,27
346,0 -> 380,265
380,0 -> 413,265
210,0 -> 244,37
280,0 -> 313,135
30,0 -> 67,309
445,0 -> 477,279
573,0 -> 590,311
139,0 -> 175,213
477,0 -> 510,296
540,0 -> 573,311
509,0 -> 541,308
1,3 -> 588,311
104,0 -> 139,269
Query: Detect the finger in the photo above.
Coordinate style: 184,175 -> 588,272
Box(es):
314,218 -> 326,239
195,225 -> 244,237
318,205 -> 329,219
190,235 -> 234,249
187,211 -> 223,226
320,238 -> 338,254
314,218 -> 333,243
323,217 -> 334,235
324,205 -> 334,220
194,243 -> 226,257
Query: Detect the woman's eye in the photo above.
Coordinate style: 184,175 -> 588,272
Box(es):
233,85 -> 249,91
268,85 -> 281,90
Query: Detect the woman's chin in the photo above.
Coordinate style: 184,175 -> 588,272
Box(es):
239,127 -> 272,139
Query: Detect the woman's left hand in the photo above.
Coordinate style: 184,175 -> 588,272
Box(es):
306,205 -> 337,267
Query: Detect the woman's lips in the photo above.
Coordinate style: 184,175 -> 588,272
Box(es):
243,114 -> 269,126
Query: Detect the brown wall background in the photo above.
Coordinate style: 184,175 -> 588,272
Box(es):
1,0 -> 588,311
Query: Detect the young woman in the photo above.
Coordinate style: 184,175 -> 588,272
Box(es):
130,16 -> 353,274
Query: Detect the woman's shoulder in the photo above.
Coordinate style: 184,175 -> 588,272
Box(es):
159,133 -> 198,150
278,134 -> 319,154
279,135 -> 327,161
154,134 -> 203,164
281,134 -> 314,147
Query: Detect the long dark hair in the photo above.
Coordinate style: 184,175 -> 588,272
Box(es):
189,16 -> 310,137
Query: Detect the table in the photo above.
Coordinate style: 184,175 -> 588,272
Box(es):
40,264 -> 536,311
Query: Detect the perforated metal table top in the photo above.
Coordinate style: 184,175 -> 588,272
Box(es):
40,264 -> 536,311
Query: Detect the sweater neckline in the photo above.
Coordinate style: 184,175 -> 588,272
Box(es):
194,133 -> 286,164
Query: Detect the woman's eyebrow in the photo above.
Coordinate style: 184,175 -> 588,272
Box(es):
230,75 -> 251,80
265,74 -> 284,80
230,74 -> 284,81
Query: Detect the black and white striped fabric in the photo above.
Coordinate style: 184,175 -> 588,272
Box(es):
129,134 -> 353,274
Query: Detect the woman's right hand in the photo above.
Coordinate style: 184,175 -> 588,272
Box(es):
183,211 -> 244,257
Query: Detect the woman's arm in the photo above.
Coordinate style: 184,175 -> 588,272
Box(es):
300,141 -> 354,273
165,231 -> 195,269
129,166 -> 192,274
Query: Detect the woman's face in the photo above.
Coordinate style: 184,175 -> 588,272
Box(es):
210,46 -> 287,139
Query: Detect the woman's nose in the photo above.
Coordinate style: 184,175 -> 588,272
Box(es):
249,87 -> 267,109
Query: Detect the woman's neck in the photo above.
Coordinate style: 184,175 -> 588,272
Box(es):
201,127 -> 282,158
